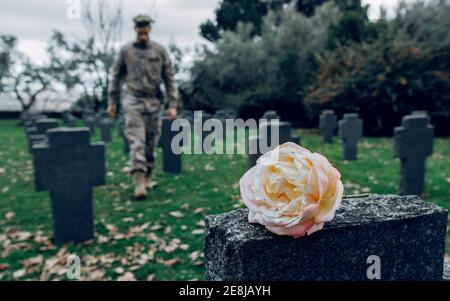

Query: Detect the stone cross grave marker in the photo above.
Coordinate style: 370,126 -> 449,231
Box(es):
25,114 -> 47,139
319,110 -> 337,143
338,113 -> 363,160
32,128 -> 105,244
261,110 -> 279,121
25,113 -> 46,127
204,194 -> 448,281
248,121 -> 301,168
412,110 -> 429,117
84,112 -> 97,135
161,117 -> 182,173
99,116 -> 114,143
394,114 -> 434,196
27,119 -> 59,152
62,111 -> 77,127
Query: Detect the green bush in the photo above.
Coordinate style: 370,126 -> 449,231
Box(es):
305,0 -> 450,135
186,0 -> 450,134
188,3 -> 339,124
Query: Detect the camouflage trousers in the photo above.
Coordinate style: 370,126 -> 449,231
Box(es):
123,95 -> 162,176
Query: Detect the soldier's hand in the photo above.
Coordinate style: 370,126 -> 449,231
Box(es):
107,104 -> 117,118
167,107 -> 177,121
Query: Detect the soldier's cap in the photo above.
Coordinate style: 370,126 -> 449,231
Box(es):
133,15 -> 154,27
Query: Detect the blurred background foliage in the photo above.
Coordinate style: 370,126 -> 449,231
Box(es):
1,0 -> 448,135
185,0 -> 450,135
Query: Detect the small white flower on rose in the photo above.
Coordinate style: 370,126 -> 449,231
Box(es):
240,142 -> 344,238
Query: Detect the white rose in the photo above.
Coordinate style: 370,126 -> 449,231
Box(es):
240,142 -> 344,237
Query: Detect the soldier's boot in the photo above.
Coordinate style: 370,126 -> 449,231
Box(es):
146,177 -> 158,190
145,169 -> 158,190
133,172 -> 147,200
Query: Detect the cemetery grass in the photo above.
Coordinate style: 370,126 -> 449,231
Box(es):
0,119 -> 449,281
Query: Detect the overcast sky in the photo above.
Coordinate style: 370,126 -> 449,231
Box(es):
0,0 -> 406,64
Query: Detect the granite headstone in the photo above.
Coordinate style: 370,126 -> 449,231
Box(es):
204,195 -> 448,281
32,128 -> 105,244
84,112 -> 97,135
394,114 -> 434,196
248,121 -> 301,167
62,111 -> 77,127
161,117 -> 182,173
338,113 -> 363,160
99,116 -> 114,143
27,119 -> 59,152
319,110 -> 337,143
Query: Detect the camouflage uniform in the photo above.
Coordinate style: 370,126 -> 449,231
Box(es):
108,41 -> 179,176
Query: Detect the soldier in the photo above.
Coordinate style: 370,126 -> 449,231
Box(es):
107,15 -> 179,200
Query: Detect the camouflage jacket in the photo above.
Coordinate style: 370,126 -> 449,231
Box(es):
108,40 -> 179,110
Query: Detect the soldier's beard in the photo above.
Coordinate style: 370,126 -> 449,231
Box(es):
137,39 -> 149,46
136,33 -> 150,46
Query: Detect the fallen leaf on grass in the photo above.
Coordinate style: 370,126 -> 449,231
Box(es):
163,239 -> 181,253
169,211 -> 184,218
179,244 -> 189,251
150,225 -> 162,231
117,272 -> 136,281
140,222 -> 150,230
196,220 -> 206,227
13,269 -> 26,279
86,270 -> 105,281
191,229 -> 204,235
21,255 -> 44,269
97,235 -> 110,244
203,163 -> 215,171
159,258 -> 180,267
136,254 -> 151,265
2,242 -> 32,258
112,234 -> 126,240
193,208 -> 204,214
105,224 -> 118,233
13,231 -> 33,241
189,251 -> 202,261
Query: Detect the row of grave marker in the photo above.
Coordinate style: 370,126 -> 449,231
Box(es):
24,114 -> 105,245
22,108 -> 434,245
23,110 -> 237,244
245,110 -> 434,196
37,108 -> 436,197
318,110 -> 434,196
23,112 -> 184,245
